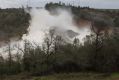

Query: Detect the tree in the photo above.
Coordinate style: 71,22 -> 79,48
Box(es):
23,40 -> 31,72
90,17 -> 110,71
114,17 -> 119,27
0,54 -> 4,76
8,43 -> 12,69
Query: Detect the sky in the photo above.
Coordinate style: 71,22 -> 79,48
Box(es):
0,0 -> 119,9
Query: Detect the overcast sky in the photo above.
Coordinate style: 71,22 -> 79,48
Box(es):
0,0 -> 119,9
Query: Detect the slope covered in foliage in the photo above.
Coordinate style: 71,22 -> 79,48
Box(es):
0,2 -> 119,78
45,2 -> 119,28
0,8 -> 30,42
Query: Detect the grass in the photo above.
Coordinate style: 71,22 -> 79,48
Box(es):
1,72 -> 119,80
34,73 -> 119,80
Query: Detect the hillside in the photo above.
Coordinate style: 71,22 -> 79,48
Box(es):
0,3 -> 119,78
45,3 -> 119,28
0,3 -> 118,43
0,8 -> 30,43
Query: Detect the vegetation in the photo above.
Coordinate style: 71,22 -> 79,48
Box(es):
45,2 -> 80,21
0,28 -> 119,76
114,17 -> 119,27
45,2 -> 119,26
0,8 -> 30,41
1,73 -> 119,80
0,2 -> 119,80
34,73 -> 119,80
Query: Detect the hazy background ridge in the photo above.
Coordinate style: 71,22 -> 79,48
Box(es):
0,0 -> 119,9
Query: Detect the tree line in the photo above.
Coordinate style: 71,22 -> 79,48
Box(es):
0,22 -> 119,76
0,2 -> 119,77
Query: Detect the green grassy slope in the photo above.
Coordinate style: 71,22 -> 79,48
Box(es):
1,73 -> 119,80
34,73 -> 119,80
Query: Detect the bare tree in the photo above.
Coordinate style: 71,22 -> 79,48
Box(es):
43,29 -> 55,54
6,41 -> 13,70
91,17 -> 109,54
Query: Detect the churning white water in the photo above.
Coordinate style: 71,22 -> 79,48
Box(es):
0,8 -> 91,57
23,8 -> 80,44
